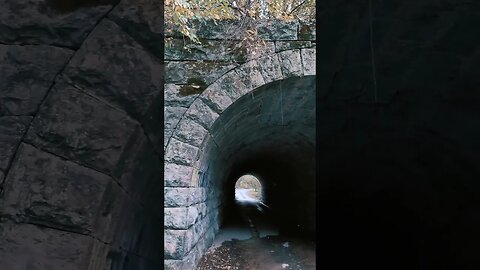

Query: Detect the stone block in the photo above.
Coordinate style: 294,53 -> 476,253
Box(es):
63,19 -> 162,119
0,0 -> 113,48
2,143 -> 111,234
184,99 -> 219,130
0,116 -> 31,171
165,106 -> 186,130
164,229 -> 186,259
0,223 -> 104,270
208,71 -> 247,105
174,119 -> 209,147
187,203 -> 207,227
114,128 -> 162,201
199,83 -> 234,114
165,207 -> 188,229
164,162 -> 195,187
165,259 -> 183,270
257,19 -> 298,40
109,0 -> 163,58
275,41 -> 313,52
165,129 -> 174,149
234,60 -> 266,97
279,49 -> 304,78
301,48 -> 316,76
166,61 -> 238,86
26,81 -> 139,175
258,54 -> 284,84
165,187 -> 196,207
165,138 -> 199,166
0,45 -> 72,116
164,84 -> 199,108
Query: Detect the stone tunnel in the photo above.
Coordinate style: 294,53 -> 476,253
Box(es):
164,30 -> 316,268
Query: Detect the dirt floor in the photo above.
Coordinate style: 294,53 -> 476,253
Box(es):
196,235 -> 316,270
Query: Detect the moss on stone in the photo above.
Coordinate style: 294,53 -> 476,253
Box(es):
179,78 -> 207,96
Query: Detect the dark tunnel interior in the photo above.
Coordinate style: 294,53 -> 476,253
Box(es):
198,76 -> 316,242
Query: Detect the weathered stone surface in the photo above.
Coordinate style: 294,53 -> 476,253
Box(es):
2,143 -> 111,233
165,207 -> 188,229
0,0 -> 113,48
165,162 -> 195,187
165,229 -> 186,259
113,127 -> 162,203
275,41 -> 314,52
109,0 -> 163,58
199,84 -> 233,114
258,54 -> 284,84
140,89 -> 164,155
166,61 -> 237,85
165,39 -> 237,62
165,138 -> 199,166
174,119 -> 209,147
26,81 -> 139,174
165,106 -> 187,130
165,259 -> 183,270
0,116 -> 31,171
165,129 -> 174,148
185,99 -> 219,130
165,187 -> 206,207
187,203 -> 207,227
278,49 -> 304,77
257,19 -> 299,40
63,19 -> 162,119
0,45 -> 72,116
301,48 -> 316,76
234,60 -> 266,96
165,84 -> 200,108
0,223 -> 102,270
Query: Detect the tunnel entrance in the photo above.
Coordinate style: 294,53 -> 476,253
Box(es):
164,49 -> 316,269
196,75 -> 316,269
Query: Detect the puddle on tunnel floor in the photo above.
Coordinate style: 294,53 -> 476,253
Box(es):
197,235 -> 316,270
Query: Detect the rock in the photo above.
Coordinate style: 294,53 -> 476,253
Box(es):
0,116 -> 32,171
166,61 -> 238,85
1,143 -> 111,234
109,0 -> 163,58
0,0 -> 113,48
0,222 -> 102,270
164,84 -> 200,108
63,19 -> 162,119
257,19 -> 298,40
0,45 -> 72,116
25,80 -> 139,175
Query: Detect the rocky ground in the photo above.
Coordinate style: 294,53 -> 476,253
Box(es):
196,235 -> 315,270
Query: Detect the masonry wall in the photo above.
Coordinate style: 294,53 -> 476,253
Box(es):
0,1 -> 164,269
163,18 -> 316,269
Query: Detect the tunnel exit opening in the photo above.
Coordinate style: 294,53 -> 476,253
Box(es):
234,174 -> 264,204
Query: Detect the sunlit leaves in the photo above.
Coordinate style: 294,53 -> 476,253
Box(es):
166,0 -> 315,53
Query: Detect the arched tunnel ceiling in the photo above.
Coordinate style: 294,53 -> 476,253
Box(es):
199,75 -> 317,236
208,75 -> 315,164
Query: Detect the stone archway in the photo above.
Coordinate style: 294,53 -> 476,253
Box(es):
164,48 -> 316,269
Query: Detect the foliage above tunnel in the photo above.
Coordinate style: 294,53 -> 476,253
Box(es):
165,0 -> 315,54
